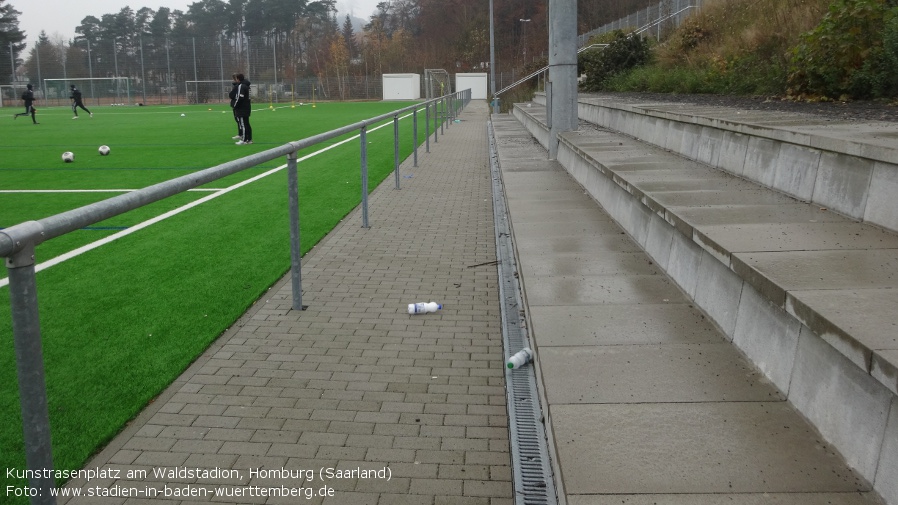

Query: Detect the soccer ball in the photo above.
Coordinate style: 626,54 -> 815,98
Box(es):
180,113 -> 186,117
62,151 -> 74,163
98,145 -> 110,156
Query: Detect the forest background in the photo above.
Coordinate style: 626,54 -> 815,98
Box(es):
0,0 -> 655,95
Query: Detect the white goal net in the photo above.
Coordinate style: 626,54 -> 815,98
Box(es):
424,69 -> 452,99
0,84 -> 31,108
185,80 -> 234,104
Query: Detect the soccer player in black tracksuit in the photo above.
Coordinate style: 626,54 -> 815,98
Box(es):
231,73 -> 253,144
13,84 -> 38,124
228,75 -> 242,140
70,84 -> 93,118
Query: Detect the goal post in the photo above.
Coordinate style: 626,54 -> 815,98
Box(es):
424,69 -> 452,99
185,80 -> 234,104
0,84 -> 30,108
43,77 -> 132,105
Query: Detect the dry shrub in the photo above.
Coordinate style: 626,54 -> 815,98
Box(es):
658,0 -> 830,70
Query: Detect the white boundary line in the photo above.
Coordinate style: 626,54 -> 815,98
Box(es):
0,189 -> 223,193
0,109 -> 419,288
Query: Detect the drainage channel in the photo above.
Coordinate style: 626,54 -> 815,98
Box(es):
487,120 -> 559,505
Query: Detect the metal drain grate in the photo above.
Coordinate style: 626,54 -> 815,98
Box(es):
488,121 -> 558,505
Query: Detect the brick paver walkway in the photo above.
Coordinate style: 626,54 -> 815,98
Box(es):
62,101 -> 513,505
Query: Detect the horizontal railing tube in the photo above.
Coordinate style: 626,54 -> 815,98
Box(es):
0,93 -> 462,258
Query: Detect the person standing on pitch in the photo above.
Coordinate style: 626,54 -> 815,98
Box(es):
70,84 -> 93,119
228,74 -> 242,140
232,73 -> 253,145
13,84 -> 38,124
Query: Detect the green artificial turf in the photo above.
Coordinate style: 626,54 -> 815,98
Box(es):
0,99 -> 440,500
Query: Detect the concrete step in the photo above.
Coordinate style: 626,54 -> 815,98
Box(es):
511,95 -> 898,504
491,113 -> 887,504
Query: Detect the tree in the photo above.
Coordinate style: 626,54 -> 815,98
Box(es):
23,31 -> 65,85
186,0 -> 230,36
135,7 -> 155,36
0,0 -> 26,81
75,16 -> 102,45
294,0 -> 337,75
148,7 -> 173,38
362,16 -> 387,75
342,14 -> 357,60
329,37 -> 348,97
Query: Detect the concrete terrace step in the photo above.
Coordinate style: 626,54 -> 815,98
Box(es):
511,99 -> 898,505
490,113 -> 884,505
576,96 -> 898,233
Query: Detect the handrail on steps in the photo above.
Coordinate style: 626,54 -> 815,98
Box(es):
492,5 -> 694,100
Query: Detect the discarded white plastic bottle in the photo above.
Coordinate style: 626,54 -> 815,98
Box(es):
506,348 -> 533,369
408,302 -> 442,314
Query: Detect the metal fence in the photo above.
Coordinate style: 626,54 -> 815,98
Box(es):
5,31 -> 573,108
5,35 -> 393,107
577,0 -> 703,46
3,87 -> 471,505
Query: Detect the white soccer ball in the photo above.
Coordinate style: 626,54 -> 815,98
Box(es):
98,145 -> 110,156
180,113 -> 186,117
62,151 -> 74,163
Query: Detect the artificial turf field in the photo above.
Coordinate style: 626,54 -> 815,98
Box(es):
0,99 -> 435,498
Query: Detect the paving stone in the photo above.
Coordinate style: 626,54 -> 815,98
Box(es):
62,102 -> 506,505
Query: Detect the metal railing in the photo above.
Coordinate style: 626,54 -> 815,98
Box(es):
494,44 -> 608,99
493,0 -> 700,102
577,0 -> 702,46
2,87 -> 471,505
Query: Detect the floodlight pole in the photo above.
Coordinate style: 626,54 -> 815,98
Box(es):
35,46 -> 42,100
192,38 -> 198,102
166,37 -> 172,105
520,19 -> 531,63
489,0 -> 498,113
140,37 -> 147,105
8,42 -> 15,83
86,41 -> 93,98
113,37 -> 120,103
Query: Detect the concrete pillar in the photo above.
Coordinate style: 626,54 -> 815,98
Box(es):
548,0 -> 578,159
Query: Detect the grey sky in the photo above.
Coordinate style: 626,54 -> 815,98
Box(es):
10,0 -> 380,48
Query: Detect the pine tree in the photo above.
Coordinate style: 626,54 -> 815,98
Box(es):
342,14 -> 356,60
0,0 -> 26,81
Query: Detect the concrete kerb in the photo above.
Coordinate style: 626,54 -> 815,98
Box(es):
514,100 -> 898,505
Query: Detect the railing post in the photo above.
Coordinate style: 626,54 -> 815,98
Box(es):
413,108 -> 419,167
7,240 -> 58,505
449,95 -> 454,125
440,96 -> 445,135
434,100 -> 439,144
360,125 -> 370,228
287,150 -> 305,311
425,102 -> 430,152
393,114 -> 400,190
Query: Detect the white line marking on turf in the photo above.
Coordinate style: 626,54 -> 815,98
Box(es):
0,188 -> 223,193
0,112 -> 414,288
